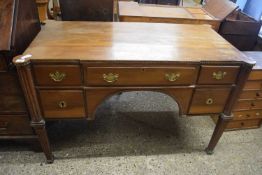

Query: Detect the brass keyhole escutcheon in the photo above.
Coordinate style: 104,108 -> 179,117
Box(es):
206,98 -> 213,105
165,73 -> 180,82
103,73 -> 119,83
58,101 -> 67,108
212,71 -> 226,80
49,71 -> 66,82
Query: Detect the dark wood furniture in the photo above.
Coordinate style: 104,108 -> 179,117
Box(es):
0,0 -> 40,140
118,0 -> 237,31
218,10 -> 262,51
14,21 -> 254,163
59,0 -> 114,21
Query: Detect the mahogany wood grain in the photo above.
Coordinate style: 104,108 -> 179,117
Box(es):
239,90 -> 262,100
243,81 -> 262,90
197,66 -> 240,85
234,99 -> 262,111
38,90 -> 85,119
189,87 -> 231,114
86,66 -> 198,86
0,115 -> 33,135
33,65 -> 82,86
226,119 -> 262,130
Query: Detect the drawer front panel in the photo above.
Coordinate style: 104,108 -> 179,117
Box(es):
226,119 -> 261,130
244,81 -> 262,90
33,65 -> 82,86
233,110 -> 262,120
86,67 -> 198,86
39,90 -> 85,119
234,100 -> 262,111
198,66 -> 239,84
189,88 -> 231,114
0,115 -> 33,135
239,90 -> 262,100
248,70 -> 262,81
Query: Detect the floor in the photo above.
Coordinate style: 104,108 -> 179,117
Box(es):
0,91 -> 262,175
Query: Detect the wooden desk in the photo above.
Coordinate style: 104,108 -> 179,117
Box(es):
118,0 -> 238,31
14,21 -> 254,163
118,1 -> 221,30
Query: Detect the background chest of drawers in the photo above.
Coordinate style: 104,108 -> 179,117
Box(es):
213,52 -> 262,130
0,0 -> 40,139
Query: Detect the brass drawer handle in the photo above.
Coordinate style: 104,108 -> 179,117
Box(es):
103,73 -> 119,83
58,101 -> 67,108
49,71 -> 66,82
165,73 -> 180,82
213,71 -> 226,80
206,98 -> 214,105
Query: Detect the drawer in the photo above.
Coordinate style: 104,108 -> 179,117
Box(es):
243,81 -> 262,90
189,88 -> 231,114
85,67 -> 198,86
226,119 -> 261,130
234,100 -> 262,111
233,110 -> 262,120
198,66 -> 239,85
239,90 -> 262,100
0,115 -> 33,135
38,90 -> 85,119
33,65 -> 82,86
248,70 -> 262,81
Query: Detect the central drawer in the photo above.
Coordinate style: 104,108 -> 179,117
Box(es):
85,67 -> 198,86
38,90 -> 85,119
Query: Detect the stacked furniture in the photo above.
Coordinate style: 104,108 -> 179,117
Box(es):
0,0 -> 40,141
118,0 -> 237,31
226,52 -> 262,130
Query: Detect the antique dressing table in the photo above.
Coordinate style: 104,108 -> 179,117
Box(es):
14,21 -> 254,163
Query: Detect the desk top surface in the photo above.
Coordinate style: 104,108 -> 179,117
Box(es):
118,1 -> 215,21
21,21 -> 251,64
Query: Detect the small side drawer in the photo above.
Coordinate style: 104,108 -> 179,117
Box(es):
248,70 -> 262,81
198,66 -> 239,85
0,115 -> 33,135
239,90 -> 262,100
38,90 -> 85,119
189,88 -> 231,114
33,65 -> 82,86
233,110 -> 262,120
226,119 -> 261,130
243,81 -> 262,90
234,100 -> 262,111
86,67 -> 198,86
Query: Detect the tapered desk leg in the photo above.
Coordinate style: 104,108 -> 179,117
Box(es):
205,113 -> 232,155
14,57 -> 54,163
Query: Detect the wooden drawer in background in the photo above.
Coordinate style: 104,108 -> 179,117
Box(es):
233,110 -> 262,120
33,65 -> 82,86
248,70 -> 262,81
86,67 -> 198,86
198,66 -> 239,85
234,100 -> 262,111
0,115 -> 33,135
243,81 -> 262,90
38,90 -> 85,119
239,90 -> 262,100
226,119 -> 262,130
189,87 -> 231,114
